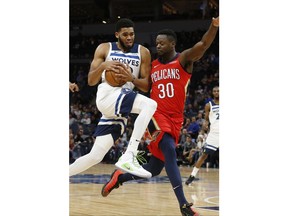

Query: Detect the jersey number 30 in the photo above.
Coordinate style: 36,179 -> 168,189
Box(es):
158,83 -> 175,98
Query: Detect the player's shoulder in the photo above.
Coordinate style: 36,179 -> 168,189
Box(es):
95,42 -> 110,55
139,44 -> 150,53
139,44 -> 151,60
98,42 -> 110,49
205,101 -> 211,108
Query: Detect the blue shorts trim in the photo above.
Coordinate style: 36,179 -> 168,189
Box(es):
93,118 -> 127,142
115,88 -> 137,117
203,143 -> 218,155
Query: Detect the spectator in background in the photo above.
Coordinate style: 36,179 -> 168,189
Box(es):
196,112 -> 205,128
178,128 -> 189,145
176,128 -> 190,164
71,104 -> 82,120
184,103 -> 194,118
74,125 -> 84,144
182,134 -> 196,165
80,113 -> 91,125
69,113 -> 78,127
183,117 -> 191,129
187,116 -> 200,140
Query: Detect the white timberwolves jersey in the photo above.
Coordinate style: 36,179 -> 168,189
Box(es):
208,100 -> 219,134
102,42 -> 142,90
204,100 -> 219,150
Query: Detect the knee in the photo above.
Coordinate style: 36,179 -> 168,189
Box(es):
146,99 -> 157,113
164,144 -> 177,159
151,99 -> 157,111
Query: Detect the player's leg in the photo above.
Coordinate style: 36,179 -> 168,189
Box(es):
185,132 -> 219,185
185,148 -> 217,185
116,93 -> 157,178
159,133 -> 198,216
126,93 -> 157,153
69,134 -> 114,176
185,152 -> 208,185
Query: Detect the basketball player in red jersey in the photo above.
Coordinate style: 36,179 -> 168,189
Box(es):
102,17 -> 219,216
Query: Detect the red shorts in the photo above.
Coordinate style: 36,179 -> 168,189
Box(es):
146,112 -> 183,161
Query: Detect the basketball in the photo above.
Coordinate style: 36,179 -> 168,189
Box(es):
105,70 -> 126,87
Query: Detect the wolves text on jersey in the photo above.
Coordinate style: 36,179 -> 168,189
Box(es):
111,57 -> 140,67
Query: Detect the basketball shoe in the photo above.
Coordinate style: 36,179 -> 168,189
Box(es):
115,151 -> 152,178
185,175 -> 195,185
180,203 -> 199,216
101,169 -> 123,197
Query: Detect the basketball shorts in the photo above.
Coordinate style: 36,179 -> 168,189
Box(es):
96,83 -> 137,118
203,131 -> 219,155
146,112 -> 183,161
94,83 -> 136,141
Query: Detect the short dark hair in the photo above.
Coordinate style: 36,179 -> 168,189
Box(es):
157,29 -> 177,43
115,18 -> 134,32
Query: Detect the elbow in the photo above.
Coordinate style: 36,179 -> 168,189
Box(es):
88,77 -> 96,86
87,78 -> 93,86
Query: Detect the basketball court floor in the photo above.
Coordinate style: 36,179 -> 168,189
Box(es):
70,163 -> 219,216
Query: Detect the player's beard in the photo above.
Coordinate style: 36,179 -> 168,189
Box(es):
119,38 -> 133,52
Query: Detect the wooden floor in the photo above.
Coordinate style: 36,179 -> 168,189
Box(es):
69,163 -> 219,216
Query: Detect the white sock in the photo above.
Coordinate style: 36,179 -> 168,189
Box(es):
126,138 -> 140,153
69,134 -> 114,176
191,167 -> 199,177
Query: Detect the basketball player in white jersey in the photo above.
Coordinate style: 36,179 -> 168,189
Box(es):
185,86 -> 219,184
69,18 -> 157,178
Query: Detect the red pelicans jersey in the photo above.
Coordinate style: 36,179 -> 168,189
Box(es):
147,54 -> 191,161
150,54 -> 191,118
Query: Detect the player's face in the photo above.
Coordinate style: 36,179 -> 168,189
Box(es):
116,27 -> 135,50
212,87 -> 219,99
155,35 -> 174,56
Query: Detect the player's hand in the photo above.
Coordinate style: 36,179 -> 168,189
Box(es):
104,61 -> 125,73
115,64 -> 134,82
69,82 -> 79,92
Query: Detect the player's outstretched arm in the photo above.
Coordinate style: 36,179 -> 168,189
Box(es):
180,17 -> 219,66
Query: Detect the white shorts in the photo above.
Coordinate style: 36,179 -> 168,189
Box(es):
203,131 -> 219,154
96,82 -> 137,118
